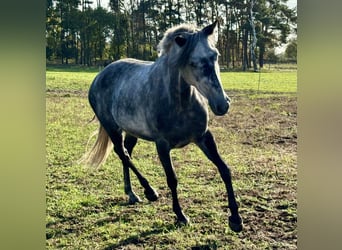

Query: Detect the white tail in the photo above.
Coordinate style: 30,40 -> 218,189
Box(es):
79,124 -> 113,167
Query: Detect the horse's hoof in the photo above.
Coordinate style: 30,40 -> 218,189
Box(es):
228,216 -> 243,232
144,188 -> 159,202
128,195 -> 142,205
175,216 -> 190,227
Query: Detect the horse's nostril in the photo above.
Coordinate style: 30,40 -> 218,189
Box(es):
215,102 -> 229,116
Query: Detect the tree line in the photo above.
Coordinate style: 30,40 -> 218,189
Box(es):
46,0 -> 297,70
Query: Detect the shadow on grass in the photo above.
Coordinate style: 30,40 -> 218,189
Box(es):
191,245 -> 219,250
46,197 -> 136,240
103,224 -> 176,250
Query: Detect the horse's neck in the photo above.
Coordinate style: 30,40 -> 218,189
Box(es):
168,67 -> 191,109
154,56 -> 192,109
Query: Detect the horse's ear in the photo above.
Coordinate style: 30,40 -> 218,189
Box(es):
175,35 -> 187,47
202,20 -> 218,36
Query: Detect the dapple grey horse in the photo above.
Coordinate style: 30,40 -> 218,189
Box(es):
82,21 -> 243,232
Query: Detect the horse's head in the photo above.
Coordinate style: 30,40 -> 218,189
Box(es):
174,21 -> 230,116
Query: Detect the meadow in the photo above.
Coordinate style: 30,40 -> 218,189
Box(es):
46,66 -> 297,249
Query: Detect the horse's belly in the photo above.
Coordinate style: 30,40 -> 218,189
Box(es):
114,109 -> 154,141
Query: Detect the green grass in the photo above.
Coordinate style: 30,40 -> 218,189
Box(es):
46,71 -> 97,91
46,67 -> 297,93
46,66 -> 297,249
221,71 -> 297,93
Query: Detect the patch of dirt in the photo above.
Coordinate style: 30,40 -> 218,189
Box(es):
212,92 -> 297,149
46,88 -> 88,97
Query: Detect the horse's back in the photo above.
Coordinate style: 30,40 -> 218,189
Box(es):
92,58 -> 152,89
89,58 -> 153,102
89,58 -> 157,139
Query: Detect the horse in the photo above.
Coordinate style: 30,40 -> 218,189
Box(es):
81,21 -> 243,232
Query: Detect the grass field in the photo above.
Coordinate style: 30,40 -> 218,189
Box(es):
46,66 -> 297,249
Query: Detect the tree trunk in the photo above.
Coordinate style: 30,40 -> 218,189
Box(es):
242,28 -> 248,71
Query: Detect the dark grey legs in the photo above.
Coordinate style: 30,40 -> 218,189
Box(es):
111,133 -> 158,204
156,139 -> 189,224
155,132 -> 242,232
109,129 -> 241,231
196,130 -> 243,232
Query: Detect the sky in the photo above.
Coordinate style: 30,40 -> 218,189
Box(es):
287,0 -> 297,9
92,0 -> 109,9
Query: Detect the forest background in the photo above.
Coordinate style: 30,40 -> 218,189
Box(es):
46,0 -> 297,70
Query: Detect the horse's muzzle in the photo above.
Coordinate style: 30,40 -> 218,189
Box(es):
211,95 -> 230,116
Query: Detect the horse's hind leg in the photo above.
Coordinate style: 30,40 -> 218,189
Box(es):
110,132 -> 158,203
122,162 -> 142,204
109,132 -> 141,204
124,134 -> 138,157
126,161 -> 159,202
124,134 -> 159,202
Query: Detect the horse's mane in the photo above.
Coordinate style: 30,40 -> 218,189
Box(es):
157,24 -> 199,57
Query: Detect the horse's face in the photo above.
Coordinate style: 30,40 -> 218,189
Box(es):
180,23 -> 230,116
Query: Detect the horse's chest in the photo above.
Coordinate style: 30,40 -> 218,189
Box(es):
157,105 -> 208,147
177,111 -> 207,133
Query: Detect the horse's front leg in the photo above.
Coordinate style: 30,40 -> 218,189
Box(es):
196,130 -> 243,232
156,139 -> 189,225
